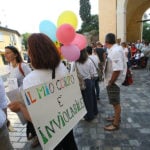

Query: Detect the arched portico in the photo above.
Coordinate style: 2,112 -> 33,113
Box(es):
98,0 -> 150,43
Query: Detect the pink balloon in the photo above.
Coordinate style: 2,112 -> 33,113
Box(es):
61,44 -> 80,61
56,24 -> 75,45
71,33 -> 87,50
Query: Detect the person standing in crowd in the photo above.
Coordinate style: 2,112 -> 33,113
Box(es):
144,48 -> 150,72
76,49 -> 98,122
4,46 -> 39,147
5,46 -> 32,87
135,40 -> 143,51
86,46 -> 100,101
104,33 -> 126,131
96,41 -> 106,58
121,42 -> 133,86
9,33 -> 78,150
90,42 -> 97,51
141,41 -> 150,66
95,41 -> 107,79
130,43 -> 137,57
116,38 -> 121,46
0,76 -> 13,150
141,41 -> 150,53
121,42 -> 129,68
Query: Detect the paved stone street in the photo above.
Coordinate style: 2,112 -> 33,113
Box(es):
5,68 -> 150,150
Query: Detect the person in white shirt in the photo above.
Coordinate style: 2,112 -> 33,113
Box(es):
86,46 -> 101,101
141,41 -> 150,53
5,46 -> 31,87
132,49 -> 144,67
4,46 -> 38,146
121,42 -> 128,64
0,76 -> 13,149
135,40 -> 143,51
104,33 -> 126,131
8,33 -> 78,150
76,49 -> 98,121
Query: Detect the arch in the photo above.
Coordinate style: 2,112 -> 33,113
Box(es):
126,0 -> 150,42
98,0 -> 150,43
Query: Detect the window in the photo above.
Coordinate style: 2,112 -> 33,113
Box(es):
0,32 -> 3,41
9,34 -> 16,45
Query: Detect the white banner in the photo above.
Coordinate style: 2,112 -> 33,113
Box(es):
22,72 -> 86,150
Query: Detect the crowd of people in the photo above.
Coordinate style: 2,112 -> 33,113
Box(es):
0,32 -> 150,149
126,40 -> 150,69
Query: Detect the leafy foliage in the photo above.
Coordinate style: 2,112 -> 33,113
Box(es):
78,0 -> 99,42
78,15 -> 99,33
142,22 -> 150,42
22,33 -> 31,50
79,0 -> 91,23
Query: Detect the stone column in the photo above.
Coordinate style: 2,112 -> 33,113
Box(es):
99,0 -> 117,44
116,0 -> 127,42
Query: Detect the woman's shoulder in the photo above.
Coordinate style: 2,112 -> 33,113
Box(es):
55,62 -> 68,76
21,62 -> 28,66
23,70 -> 47,89
20,62 -> 31,70
23,63 -> 68,89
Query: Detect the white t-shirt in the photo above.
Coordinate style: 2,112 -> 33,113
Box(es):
23,62 -> 68,89
89,55 -> 100,77
76,58 -> 95,80
123,47 -> 129,63
9,63 -> 32,87
105,44 -> 127,86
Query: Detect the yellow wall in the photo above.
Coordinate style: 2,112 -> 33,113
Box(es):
98,0 -> 150,43
99,0 -> 117,44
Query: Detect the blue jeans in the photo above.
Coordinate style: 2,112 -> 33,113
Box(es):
81,79 -> 98,121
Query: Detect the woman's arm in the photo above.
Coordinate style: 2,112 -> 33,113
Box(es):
8,101 -> 32,122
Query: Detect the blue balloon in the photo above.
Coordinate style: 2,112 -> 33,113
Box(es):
39,20 -> 57,42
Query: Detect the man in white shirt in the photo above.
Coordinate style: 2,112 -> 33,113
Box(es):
104,33 -> 126,131
0,76 -> 13,149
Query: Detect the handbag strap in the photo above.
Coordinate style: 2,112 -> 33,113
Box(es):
89,57 -> 98,70
75,63 -> 83,77
18,63 -> 25,77
52,68 -> 55,79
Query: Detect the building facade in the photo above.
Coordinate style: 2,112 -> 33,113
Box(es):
0,26 -> 22,65
98,0 -> 150,43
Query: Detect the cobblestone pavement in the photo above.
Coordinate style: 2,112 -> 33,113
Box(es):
5,69 -> 150,150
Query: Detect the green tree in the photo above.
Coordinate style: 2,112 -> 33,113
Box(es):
142,22 -> 150,42
78,0 -> 99,42
22,33 -> 31,50
79,0 -> 91,23
78,15 -> 99,33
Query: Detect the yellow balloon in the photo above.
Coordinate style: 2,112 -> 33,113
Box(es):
57,10 -> 78,30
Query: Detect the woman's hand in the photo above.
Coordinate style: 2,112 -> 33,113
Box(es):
8,101 -> 24,112
8,101 -> 32,122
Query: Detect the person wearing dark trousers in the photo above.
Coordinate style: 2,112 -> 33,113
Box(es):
54,130 -> 77,150
76,49 -> 98,121
86,46 -> 101,101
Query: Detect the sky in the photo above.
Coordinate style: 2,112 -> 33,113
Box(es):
0,0 -> 99,34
